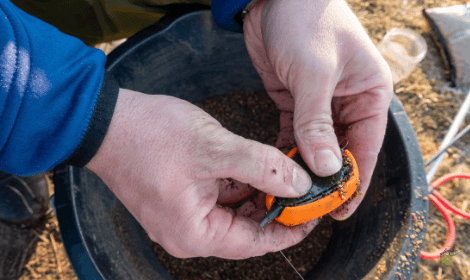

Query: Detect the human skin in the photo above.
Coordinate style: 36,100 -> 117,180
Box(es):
85,0 -> 393,259
243,0 -> 393,220
86,89 -> 316,259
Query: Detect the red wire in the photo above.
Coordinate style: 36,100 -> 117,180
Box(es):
419,194 -> 456,259
433,191 -> 470,219
420,173 -> 470,259
430,173 -> 470,191
429,173 -> 470,219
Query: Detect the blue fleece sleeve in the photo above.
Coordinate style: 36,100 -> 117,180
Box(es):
0,1 -> 114,176
212,0 -> 252,32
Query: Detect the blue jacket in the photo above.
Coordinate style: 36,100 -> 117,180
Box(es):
0,0 -> 250,176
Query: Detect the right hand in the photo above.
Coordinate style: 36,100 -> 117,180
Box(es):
86,88 -> 317,259
243,0 -> 393,220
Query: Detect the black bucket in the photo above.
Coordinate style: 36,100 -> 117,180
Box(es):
53,10 -> 429,280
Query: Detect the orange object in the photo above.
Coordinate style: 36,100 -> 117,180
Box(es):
286,146 -> 299,158
265,148 -> 359,227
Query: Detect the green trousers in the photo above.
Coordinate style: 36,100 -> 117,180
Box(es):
11,0 -> 211,46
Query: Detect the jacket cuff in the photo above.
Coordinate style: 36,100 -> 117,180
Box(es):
62,72 -> 120,167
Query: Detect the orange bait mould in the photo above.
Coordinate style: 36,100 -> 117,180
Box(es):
259,147 -> 359,228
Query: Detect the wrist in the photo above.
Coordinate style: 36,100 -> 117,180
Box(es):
85,88 -> 137,175
63,72 -> 120,168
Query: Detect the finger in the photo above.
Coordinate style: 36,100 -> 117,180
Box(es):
329,90 -> 391,219
252,191 -> 266,209
275,111 -> 295,149
246,0 -> 341,177
276,129 -> 295,152
236,201 -> 257,217
329,121 -> 383,220
291,71 -> 343,177
267,89 -> 295,112
220,205 -> 236,219
216,178 -> 256,206
279,111 -> 294,131
196,129 -> 312,197
196,207 -> 319,259
248,208 -> 268,223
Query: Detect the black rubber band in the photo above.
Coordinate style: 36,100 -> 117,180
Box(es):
259,203 -> 284,228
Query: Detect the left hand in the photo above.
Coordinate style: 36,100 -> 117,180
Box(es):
86,89 -> 316,259
242,0 -> 393,220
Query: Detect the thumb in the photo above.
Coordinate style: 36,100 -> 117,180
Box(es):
199,129 -> 312,198
293,89 -> 342,177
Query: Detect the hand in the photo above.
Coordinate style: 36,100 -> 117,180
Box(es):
86,88 -> 317,259
243,0 -> 393,219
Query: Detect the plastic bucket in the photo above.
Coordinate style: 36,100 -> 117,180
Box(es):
53,10 -> 429,280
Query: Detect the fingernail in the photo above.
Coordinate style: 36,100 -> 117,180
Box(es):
292,166 -> 312,195
312,150 -> 342,174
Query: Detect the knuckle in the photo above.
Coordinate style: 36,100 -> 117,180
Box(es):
370,81 -> 394,111
190,128 -> 235,178
294,113 -> 335,141
193,121 -> 227,149
380,81 -> 394,101
375,59 -> 394,95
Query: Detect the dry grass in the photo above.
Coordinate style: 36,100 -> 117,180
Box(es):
345,0 -> 470,279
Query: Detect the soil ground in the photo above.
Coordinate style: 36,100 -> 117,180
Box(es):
1,0 -> 469,279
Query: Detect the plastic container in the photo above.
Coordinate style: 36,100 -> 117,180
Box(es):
53,10 -> 429,280
377,27 -> 427,84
